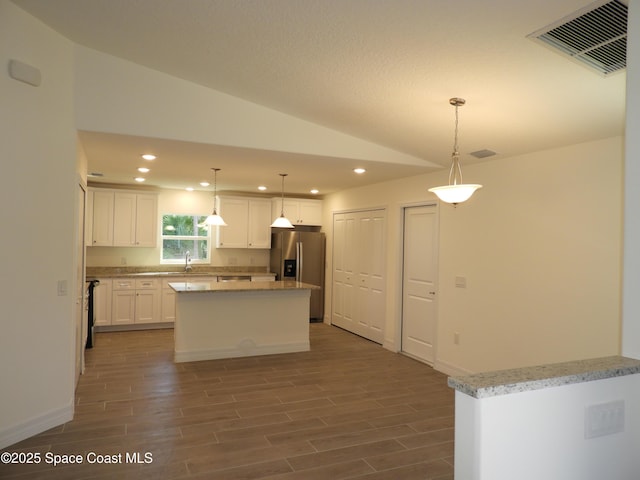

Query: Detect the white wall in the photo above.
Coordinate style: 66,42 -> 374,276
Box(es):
623,0 -> 640,360
0,0 -> 77,448
73,46 -> 431,167
454,374 -> 640,480
323,137 -> 623,374
86,188 -> 270,268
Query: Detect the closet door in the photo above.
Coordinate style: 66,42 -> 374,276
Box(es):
355,210 -> 385,343
332,209 -> 385,344
332,212 -> 356,331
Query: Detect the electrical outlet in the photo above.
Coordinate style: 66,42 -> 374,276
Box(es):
585,400 -> 625,439
455,276 -> 467,288
57,280 -> 67,296
121,257 -> 127,265
454,332 -> 460,345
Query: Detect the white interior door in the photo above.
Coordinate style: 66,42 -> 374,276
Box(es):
332,212 -> 356,331
401,205 -> 438,364
356,211 -> 385,343
332,209 -> 385,344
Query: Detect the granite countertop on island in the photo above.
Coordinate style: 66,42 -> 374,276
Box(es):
169,280 -> 320,293
448,355 -> 640,399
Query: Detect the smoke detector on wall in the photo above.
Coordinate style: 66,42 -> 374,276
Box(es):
528,0 -> 628,76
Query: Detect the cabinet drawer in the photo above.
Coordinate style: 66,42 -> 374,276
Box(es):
135,278 -> 160,290
112,278 -> 135,290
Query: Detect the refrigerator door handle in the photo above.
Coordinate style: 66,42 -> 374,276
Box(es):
297,242 -> 303,282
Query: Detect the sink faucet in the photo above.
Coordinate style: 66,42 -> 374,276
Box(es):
185,250 -> 192,272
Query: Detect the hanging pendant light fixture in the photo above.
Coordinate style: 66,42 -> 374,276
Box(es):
428,98 -> 482,205
205,168 -> 227,226
271,173 -> 294,229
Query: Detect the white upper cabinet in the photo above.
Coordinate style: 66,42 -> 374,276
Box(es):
248,199 -> 272,248
133,194 -> 158,247
89,188 -> 157,247
113,192 -> 158,247
91,190 -> 114,246
216,196 -> 272,249
272,198 -> 322,226
216,196 -> 249,248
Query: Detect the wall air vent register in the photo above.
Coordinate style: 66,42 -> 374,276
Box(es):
528,0 -> 627,76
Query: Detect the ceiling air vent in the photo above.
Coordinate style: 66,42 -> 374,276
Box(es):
528,0 -> 627,76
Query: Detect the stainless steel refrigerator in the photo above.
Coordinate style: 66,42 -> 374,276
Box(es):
270,230 -> 325,321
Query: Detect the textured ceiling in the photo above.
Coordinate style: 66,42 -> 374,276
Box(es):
12,0 -> 626,195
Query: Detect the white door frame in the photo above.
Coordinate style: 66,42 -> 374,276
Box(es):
394,201 -> 439,359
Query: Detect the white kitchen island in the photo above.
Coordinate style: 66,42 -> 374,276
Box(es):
169,280 -> 318,362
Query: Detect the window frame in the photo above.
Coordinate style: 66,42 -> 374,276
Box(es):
160,213 -> 211,265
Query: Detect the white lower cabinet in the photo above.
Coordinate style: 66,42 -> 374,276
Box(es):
161,286 -> 177,323
112,289 -> 136,325
93,279 -> 112,326
111,277 -> 161,325
161,276 -> 216,323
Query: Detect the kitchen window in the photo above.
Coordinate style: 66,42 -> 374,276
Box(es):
161,214 -> 209,263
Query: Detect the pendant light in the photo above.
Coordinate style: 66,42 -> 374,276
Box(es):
428,98 -> 482,205
205,168 -> 227,226
271,173 -> 294,228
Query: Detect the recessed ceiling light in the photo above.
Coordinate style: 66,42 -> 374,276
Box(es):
186,187 -> 194,191
200,181 -> 210,187
134,177 -> 146,182
353,168 -> 366,174
310,189 -> 319,194
137,167 -> 150,173
258,185 -> 267,191
141,154 -> 156,161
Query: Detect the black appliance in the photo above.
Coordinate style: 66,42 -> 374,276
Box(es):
86,279 -> 99,348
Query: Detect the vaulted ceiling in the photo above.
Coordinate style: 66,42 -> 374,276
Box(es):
13,0 -> 626,195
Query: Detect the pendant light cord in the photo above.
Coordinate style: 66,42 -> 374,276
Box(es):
279,174 -> 287,215
449,101 -> 463,186
212,168 -> 220,214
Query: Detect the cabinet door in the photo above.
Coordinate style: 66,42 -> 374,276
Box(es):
272,198 -> 322,226
161,289 -> 176,323
248,199 -> 272,248
298,200 -> 322,225
135,289 -> 160,323
94,279 -> 112,326
91,190 -> 114,246
112,290 -> 135,325
216,197 -> 249,248
113,193 -> 136,246
135,194 -> 158,247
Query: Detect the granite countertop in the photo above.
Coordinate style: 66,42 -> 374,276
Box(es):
448,355 -> 640,399
86,266 -> 275,279
169,280 -> 320,293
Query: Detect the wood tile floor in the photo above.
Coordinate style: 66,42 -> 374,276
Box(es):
2,323 -> 454,479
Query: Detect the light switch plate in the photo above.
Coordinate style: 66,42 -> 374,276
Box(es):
455,276 -> 467,288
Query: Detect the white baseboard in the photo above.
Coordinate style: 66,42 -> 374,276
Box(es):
434,359 -> 474,377
0,401 -> 73,450
174,341 -> 310,363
